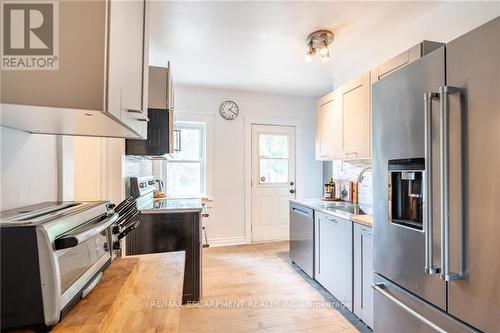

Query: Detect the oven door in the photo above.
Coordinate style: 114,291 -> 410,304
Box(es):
56,214 -> 117,310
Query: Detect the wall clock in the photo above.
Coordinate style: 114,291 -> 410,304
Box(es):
219,100 -> 239,120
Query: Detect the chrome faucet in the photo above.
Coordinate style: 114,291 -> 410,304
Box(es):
357,166 -> 372,183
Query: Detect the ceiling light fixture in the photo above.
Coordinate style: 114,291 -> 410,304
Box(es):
305,30 -> 334,62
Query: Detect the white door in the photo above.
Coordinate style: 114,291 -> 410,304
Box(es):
251,124 -> 296,242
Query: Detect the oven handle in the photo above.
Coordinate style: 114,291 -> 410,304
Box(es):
54,214 -> 118,250
81,272 -> 103,299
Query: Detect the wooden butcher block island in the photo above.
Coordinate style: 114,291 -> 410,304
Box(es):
14,252 -> 186,333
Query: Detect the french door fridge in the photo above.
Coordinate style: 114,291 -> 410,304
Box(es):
372,17 -> 499,333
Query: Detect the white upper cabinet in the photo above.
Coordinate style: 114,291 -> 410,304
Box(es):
371,40 -> 443,83
315,41 -> 443,161
0,0 -> 150,139
315,91 -> 343,160
110,0 -> 150,138
315,72 -> 370,160
338,72 -> 371,159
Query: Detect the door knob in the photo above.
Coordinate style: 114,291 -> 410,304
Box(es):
289,181 -> 294,186
290,189 -> 295,194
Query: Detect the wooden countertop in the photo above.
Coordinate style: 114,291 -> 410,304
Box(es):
351,214 -> 373,227
106,252 -> 185,333
10,252 -> 185,333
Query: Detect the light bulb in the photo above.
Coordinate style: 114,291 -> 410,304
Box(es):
320,50 -> 330,62
305,44 -> 316,63
319,41 -> 329,56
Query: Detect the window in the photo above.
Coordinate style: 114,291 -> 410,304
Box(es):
164,122 -> 206,197
258,134 -> 289,184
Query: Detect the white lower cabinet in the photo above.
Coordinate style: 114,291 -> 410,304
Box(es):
353,223 -> 374,328
314,211 -> 353,311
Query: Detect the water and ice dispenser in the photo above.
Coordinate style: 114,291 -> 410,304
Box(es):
388,158 -> 424,230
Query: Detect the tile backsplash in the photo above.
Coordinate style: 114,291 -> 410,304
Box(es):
324,160 -> 373,208
123,156 -> 153,178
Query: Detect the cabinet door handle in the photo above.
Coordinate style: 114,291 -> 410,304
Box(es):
345,152 -> 358,158
174,129 -> 182,151
327,217 -> 338,223
128,109 -> 149,122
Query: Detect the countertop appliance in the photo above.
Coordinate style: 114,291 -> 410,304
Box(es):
372,17 -> 499,333
289,203 -> 314,278
124,176 -> 202,303
0,201 -> 117,329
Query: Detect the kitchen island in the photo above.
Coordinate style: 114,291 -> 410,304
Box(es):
127,197 -> 203,303
137,197 -> 203,214
9,252 -> 185,333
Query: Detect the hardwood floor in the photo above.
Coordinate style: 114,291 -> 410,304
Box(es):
179,241 -> 371,332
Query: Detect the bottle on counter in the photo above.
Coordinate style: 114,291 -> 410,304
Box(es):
323,177 -> 336,199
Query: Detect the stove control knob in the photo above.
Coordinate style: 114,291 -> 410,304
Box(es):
112,240 -> 121,251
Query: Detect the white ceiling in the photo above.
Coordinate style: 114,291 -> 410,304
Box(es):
149,1 -> 500,97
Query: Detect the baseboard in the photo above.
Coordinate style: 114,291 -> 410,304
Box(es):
208,236 -> 247,247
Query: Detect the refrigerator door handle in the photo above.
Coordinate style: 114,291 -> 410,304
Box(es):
439,85 -> 464,281
424,92 -> 440,275
372,283 -> 447,333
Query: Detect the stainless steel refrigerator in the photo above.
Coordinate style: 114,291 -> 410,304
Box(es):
372,17 -> 499,333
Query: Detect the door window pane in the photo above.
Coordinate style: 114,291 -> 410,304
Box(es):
259,158 -> 288,184
259,134 -> 288,158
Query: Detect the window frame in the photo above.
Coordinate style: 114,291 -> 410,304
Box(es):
164,121 -> 206,197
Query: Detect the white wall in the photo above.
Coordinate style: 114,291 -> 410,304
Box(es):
72,137 -> 125,204
174,84 -> 322,245
0,127 -> 59,210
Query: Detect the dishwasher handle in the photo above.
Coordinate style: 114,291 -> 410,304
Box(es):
291,205 -> 313,218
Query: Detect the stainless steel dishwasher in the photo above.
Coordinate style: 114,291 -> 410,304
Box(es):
289,203 -> 314,278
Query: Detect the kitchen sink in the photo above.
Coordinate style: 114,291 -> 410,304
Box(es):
321,202 -> 370,217
327,205 -> 368,215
